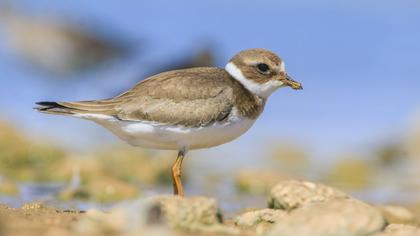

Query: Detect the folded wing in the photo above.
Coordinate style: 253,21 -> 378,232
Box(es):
36,68 -> 236,127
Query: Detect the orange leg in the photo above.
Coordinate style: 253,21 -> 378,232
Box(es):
171,150 -> 185,196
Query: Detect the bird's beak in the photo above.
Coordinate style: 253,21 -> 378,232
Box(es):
281,74 -> 303,90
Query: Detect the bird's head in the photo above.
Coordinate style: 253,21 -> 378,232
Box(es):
225,48 -> 302,99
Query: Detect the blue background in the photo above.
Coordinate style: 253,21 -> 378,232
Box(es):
1,0 -> 419,170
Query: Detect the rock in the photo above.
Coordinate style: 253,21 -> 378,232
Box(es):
153,196 -> 240,235
21,202 -> 44,210
72,209 -> 122,236
235,209 -> 287,227
73,200 -> 174,236
268,198 -> 386,236
234,169 -> 289,195
199,225 -> 241,235
255,222 -> 277,236
153,195 -> 222,229
154,196 -> 240,234
235,208 -> 287,236
377,205 -> 416,224
0,203 -> 83,236
375,224 -> 420,236
268,180 -> 349,210
73,196 -> 239,236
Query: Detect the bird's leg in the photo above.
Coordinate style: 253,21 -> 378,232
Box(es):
171,150 -> 185,196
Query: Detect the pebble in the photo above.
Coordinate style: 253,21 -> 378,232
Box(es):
374,224 -> 420,236
377,205 -> 416,225
235,208 -> 287,227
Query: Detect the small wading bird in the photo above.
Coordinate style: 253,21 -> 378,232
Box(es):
35,49 -> 302,196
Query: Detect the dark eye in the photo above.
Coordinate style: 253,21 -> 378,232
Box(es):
256,63 -> 270,73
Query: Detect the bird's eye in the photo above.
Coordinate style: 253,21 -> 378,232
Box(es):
256,63 -> 270,73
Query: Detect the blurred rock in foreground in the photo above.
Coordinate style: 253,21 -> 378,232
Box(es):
375,224 -> 420,236
377,205 -> 416,225
0,180 -> 420,236
0,203 -> 83,236
73,196 -> 238,236
268,180 -> 349,210
268,197 -> 386,236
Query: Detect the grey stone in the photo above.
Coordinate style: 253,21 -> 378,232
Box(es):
235,208 -> 287,227
268,198 -> 386,236
153,195 -> 222,228
375,224 -> 420,236
377,205 -> 416,225
268,180 -> 349,210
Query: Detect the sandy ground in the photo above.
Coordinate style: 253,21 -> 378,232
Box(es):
0,203 -> 83,236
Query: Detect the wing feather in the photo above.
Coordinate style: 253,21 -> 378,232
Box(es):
113,67 -> 236,127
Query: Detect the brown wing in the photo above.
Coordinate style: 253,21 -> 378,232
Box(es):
111,67 -> 236,127
35,67 -> 263,125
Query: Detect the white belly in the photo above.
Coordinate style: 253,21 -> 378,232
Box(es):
78,113 -> 256,150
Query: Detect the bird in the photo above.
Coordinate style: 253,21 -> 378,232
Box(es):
35,48 -> 302,196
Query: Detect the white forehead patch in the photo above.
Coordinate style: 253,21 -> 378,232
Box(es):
280,61 -> 286,72
225,62 -> 283,99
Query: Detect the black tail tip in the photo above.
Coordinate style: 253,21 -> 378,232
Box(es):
36,101 -> 59,107
34,101 -> 63,111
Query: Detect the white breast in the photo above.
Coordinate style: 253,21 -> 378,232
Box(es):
76,109 -> 256,150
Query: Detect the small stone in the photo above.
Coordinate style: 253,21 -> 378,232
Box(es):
268,198 -> 386,236
73,201 -> 174,236
73,196 -> 230,236
21,202 -> 44,210
377,205 -> 416,224
235,209 -> 287,227
374,224 -> 420,236
193,224 -> 241,235
268,180 -> 349,210
74,209 -> 128,235
256,222 -> 276,236
153,195 -> 222,229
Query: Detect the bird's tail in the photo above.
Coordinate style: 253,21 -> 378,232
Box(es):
35,100 -> 117,116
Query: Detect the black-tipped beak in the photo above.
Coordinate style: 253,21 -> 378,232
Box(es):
282,74 -> 303,90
